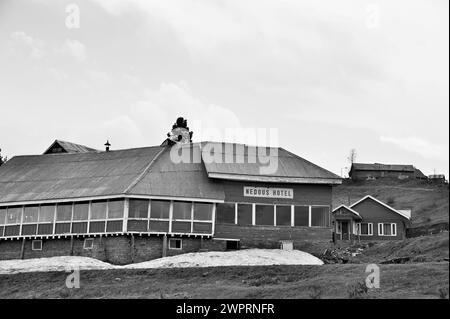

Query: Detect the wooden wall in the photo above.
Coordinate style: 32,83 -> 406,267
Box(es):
222,181 -> 332,205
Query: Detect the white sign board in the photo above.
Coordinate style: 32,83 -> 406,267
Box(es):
243,186 -> 293,199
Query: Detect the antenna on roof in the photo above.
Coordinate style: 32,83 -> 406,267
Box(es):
104,140 -> 111,152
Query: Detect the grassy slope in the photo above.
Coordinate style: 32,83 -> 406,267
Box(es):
349,232 -> 449,263
0,263 -> 448,299
333,179 -> 449,226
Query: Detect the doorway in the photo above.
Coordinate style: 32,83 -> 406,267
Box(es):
341,221 -> 351,240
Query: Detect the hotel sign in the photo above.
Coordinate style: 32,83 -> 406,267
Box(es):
243,186 -> 293,199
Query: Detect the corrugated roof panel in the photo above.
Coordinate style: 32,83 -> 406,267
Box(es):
0,146 -> 164,203
200,142 -> 341,183
128,145 -> 225,200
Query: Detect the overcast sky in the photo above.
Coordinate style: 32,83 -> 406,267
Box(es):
0,0 -> 448,177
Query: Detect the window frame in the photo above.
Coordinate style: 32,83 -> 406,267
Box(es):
215,202 -> 237,225
128,199 -> 150,220
255,204 -> 275,226
31,240 -> 42,251
310,205 -> 331,228
378,223 -> 397,236
357,222 -> 373,236
168,238 -> 182,250
275,205 -> 292,226
83,238 -> 94,250
236,203 -> 253,226
38,204 -> 56,223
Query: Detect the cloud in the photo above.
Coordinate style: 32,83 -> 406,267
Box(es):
59,39 -> 87,62
85,69 -> 111,85
101,82 -> 244,146
380,136 -> 448,160
8,32 -> 88,63
9,31 -> 45,59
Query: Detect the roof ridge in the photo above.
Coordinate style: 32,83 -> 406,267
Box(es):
349,195 -> 411,220
123,147 -> 167,194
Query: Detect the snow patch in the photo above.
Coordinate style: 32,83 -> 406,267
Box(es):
0,249 -> 323,274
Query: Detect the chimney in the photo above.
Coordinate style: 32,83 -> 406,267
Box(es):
162,117 -> 193,146
104,140 -> 111,152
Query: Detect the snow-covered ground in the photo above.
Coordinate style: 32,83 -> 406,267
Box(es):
0,249 -> 323,274
0,256 -> 114,274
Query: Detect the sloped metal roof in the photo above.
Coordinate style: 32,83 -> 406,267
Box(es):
200,142 -> 341,184
0,141 -> 341,204
0,146 -> 164,203
128,144 -> 225,201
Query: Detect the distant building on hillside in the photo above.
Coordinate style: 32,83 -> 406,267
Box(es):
428,174 -> 447,183
348,163 -> 427,181
332,195 -> 411,241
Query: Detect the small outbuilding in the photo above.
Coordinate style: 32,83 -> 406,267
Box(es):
332,195 -> 411,241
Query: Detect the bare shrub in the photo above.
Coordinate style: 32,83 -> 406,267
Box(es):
347,281 -> 369,299
439,287 -> 449,299
308,286 -> 323,299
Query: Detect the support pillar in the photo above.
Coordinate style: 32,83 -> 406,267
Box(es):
131,234 -> 135,263
162,234 -> 167,258
70,236 -> 74,256
20,238 -> 26,259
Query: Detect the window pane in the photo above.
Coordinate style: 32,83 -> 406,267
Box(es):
55,223 -> 71,234
255,205 -> 274,226
39,205 -> 55,222
127,219 -> 148,232
129,199 -> 149,218
193,222 -> 212,234
7,207 -> 22,224
384,223 -> 392,235
311,206 -> 329,227
56,203 -> 72,221
22,224 -> 37,235
38,223 -> 53,235
149,220 -> 169,232
193,203 -> 213,221
23,206 -> 39,223
106,220 -> 123,232
294,206 -> 309,226
150,200 -> 170,219
72,222 -> 88,233
173,201 -> 192,220
108,200 -> 124,219
0,208 -> 6,225
361,223 -> 369,235
90,201 -> 107,220
172,221 -> 191,232
237,204 -> 252,225
216,203 -> 235,224
89,221 -> 105,233
276,206 -> 291,226
73,202 -> 89,220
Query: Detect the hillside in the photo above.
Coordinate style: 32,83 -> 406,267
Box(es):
0,263 -> 447,299
333,179 -> 449,226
